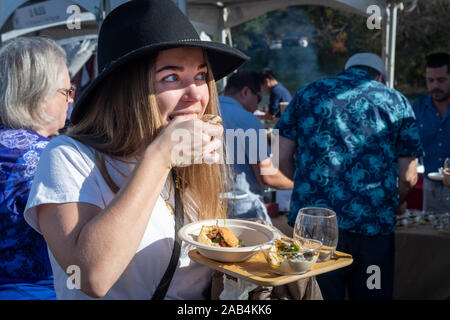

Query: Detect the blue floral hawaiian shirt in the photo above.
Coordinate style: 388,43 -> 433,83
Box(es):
0,126 -> 54,288
275,68 -> 424,235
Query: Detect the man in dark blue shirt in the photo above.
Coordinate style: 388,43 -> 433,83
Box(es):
275,53 -> 423,300
412,53 -> 450,213
261,69 -> 292,118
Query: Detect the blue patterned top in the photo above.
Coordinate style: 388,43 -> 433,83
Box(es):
0,126 -> 54,288
275,68 -> 424,235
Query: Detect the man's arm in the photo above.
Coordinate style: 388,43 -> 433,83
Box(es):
250,135 -> 297,189
278,135 -> 297,180
398,157 -> 418,208
251,158 -> 293,189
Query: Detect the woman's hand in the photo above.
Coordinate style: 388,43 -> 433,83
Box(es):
154,114 -> 224,168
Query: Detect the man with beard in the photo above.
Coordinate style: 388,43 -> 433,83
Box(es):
412,53 -> 450,212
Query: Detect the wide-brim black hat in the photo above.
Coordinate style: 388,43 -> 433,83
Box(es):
70,0 -> 248,125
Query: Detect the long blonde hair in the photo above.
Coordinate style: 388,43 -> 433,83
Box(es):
68,49 -> 230,220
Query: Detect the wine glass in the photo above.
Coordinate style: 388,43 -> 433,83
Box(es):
293,207 -> 339,262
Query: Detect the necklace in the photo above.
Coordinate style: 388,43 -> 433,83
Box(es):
161,187 -> 174,215
161,172 -> 184,216
161,177 -> 175,215
162,194 -> 175,215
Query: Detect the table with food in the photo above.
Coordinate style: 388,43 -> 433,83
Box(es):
393,208 -> 450,299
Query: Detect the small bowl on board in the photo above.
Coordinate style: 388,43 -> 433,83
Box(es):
261,238 -> 322,275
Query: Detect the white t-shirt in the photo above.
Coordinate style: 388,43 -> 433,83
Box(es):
24,136 -> 211,300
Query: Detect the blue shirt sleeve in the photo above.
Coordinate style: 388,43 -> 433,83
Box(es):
411,98 -> 419,114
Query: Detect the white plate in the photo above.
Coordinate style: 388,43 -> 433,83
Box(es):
428,172 -> 443,181
178,219 -> 278,262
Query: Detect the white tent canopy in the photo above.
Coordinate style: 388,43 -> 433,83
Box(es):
0,0 -> 402,87
186,0 -> 386,34
0,0 -> 133,77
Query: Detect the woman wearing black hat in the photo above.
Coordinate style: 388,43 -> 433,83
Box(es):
23,0 -> 247,299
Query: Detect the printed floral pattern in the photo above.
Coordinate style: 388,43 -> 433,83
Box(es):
0,130 -> 39,149
0,126 -> 52,280
275,68 -> 424,235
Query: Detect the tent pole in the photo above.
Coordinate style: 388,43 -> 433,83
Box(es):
218,6 -> 231,93
176,0 -> 187,15
382,4 -> 390,85
387,2 -> 403,89
218,27 -> 228,93
97,0 -> 108,29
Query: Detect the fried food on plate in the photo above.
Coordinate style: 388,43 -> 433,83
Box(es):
197,225 -> 239,247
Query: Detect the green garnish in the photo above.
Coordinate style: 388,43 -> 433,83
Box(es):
212,237 -> 221,243
276,240 -> 299,252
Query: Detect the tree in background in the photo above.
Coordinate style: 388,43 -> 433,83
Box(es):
232,1 -> 450,100
395,0 -> 450,95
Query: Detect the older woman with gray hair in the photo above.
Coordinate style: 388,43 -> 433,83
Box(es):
0,36 -> 73,299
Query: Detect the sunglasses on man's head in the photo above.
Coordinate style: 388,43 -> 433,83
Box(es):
57,84 -> 76,102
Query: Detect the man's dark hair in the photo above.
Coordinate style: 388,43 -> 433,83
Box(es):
261,68 -> 276,81
426,53 -> 450,73
350,65 -> 381,79
225,70 -> 263,95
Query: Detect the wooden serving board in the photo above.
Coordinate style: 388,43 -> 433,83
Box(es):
189,249 -> 353,287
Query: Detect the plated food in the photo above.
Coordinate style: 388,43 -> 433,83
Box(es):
262,238 -> 322,275
178,219 -> 278,262
428,172 -> 443,181
198,225 -> 241,248
396,209 -> 426,227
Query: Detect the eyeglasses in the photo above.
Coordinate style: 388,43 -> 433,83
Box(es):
57,84 -> 76,102
249,87 -> 262,103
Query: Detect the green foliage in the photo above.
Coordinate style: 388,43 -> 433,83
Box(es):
394,0 -> 450,94
231,1 -> 450,100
